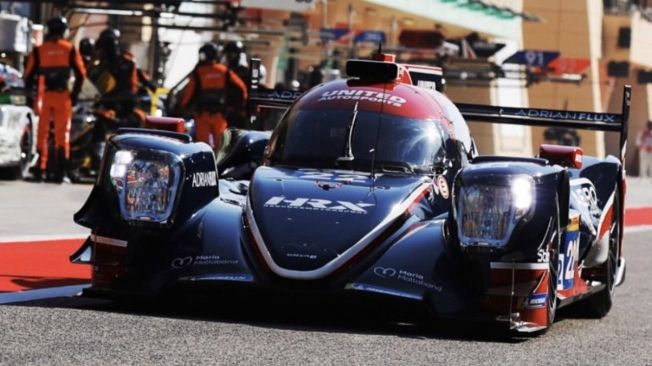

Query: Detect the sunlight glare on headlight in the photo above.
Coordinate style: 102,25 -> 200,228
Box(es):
456,175 -> 535,248
511,177 -> 533,210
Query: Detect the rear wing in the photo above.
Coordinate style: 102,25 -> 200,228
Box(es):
248,58 -> 300,111
458,85 -> 631,162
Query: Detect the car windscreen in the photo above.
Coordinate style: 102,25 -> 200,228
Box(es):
269,108 -> 446,173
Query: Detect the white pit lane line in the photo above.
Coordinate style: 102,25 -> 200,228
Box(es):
624,225 -> 652,234
0,284 -> 89,305
0,233 -> 88,244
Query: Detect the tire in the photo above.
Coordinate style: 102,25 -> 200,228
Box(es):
15,121 -> 34,179
546,200 -> 561,328
584,188 -> 620,318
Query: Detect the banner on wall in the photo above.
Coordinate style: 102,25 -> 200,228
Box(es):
503,50 -> 560,67
548,57 -> 590,75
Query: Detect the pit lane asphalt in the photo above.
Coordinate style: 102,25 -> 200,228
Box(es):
1,179 -> 651,365
0,180 -> 91,238
0,229 -> 650,365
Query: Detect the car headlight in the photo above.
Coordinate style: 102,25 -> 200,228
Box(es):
109,149 -> 184,224
456,175 -> 534,248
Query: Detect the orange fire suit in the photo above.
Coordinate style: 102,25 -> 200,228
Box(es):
90,52 -> 144,124
178,63 -> 247,148
24,37 -> 86,170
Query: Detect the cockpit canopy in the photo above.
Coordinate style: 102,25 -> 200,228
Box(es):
268,107 -> 446,174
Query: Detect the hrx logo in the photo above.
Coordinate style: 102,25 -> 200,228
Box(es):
263,196 -> 374,214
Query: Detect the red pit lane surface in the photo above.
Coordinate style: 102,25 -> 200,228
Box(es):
0,238 -> 88,293
0,206 -> 650,294
624,207 -> 652,227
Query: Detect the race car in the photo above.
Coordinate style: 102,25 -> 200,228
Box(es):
71,53 -> 629,334
0,63 -> 37,179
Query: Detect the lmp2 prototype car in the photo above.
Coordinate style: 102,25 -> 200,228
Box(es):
71,53 -> 630,334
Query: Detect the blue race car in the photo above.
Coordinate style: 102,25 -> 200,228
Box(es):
72,54 -> 629,334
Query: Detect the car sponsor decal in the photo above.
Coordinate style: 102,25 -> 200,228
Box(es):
558,218 -> 580,290
171,255 -> 238,269
318,89 -> 407,107
570,178 -> 601,217
372,266 -> 442,292
373,266 -> 396,278
254,89 -> 303,101
263,196 -> 374,214
191,171 -> 217,188
285,252 -> 318,260
537,248 -> 550,263
513,109 -> 617,122
523,293 -> 547,309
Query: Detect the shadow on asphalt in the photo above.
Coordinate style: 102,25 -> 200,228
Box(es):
7,294 -> 534,344
5,276 -> 89,291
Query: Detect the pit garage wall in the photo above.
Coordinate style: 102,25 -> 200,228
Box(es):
347,0 -> 527,156
242,0 -> 531,156
523,0 -> 605,157
602,11 -> 652,175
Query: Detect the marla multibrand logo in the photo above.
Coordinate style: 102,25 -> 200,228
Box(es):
192,171 -> 217,188
318,90 -> 407,107
263,196 -> 374,214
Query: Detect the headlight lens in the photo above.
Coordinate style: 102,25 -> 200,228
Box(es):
457,175 -> 534,248
109,149 -> 183,224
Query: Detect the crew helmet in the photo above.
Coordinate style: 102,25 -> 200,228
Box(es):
224,41 -> 245,55
46,16 -> 68,37
79,38 -> 94,59
95,27 -> 121,56
198,42 -> 220,62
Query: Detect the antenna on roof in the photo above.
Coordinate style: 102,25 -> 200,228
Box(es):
377,42 -> 382,55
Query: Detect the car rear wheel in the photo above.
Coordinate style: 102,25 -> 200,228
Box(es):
583,188 -> 620,317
